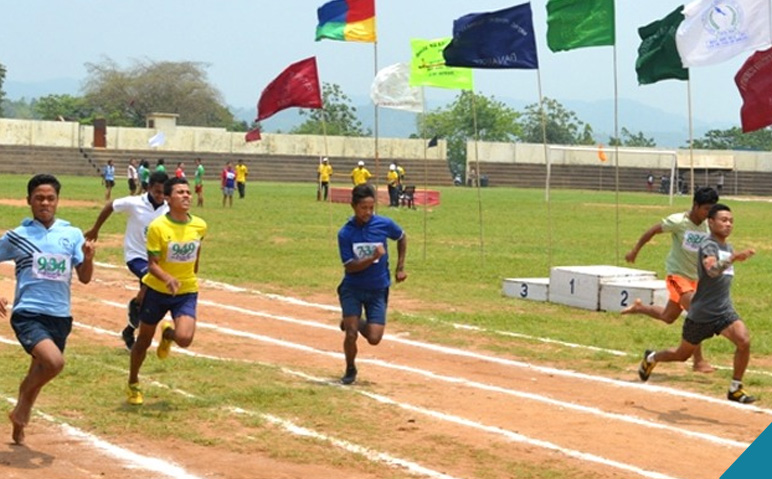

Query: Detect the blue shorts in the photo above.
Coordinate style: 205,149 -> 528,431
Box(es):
127,258 -> 149,281
139,288 -> 198,325
337,283 -> 389,325
11,311 -> 72,354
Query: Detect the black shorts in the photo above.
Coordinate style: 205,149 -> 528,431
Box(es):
11,311 -> 73,354
682,314 -> 739,345
105,179 -> 115,188
128,179 -> 137,191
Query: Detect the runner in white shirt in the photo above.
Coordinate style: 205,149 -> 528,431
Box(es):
85,171 -> 169,350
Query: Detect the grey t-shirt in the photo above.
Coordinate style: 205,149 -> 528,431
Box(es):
688,236 -> 735,324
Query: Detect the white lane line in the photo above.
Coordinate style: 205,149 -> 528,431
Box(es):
1,396 -> 205,479
283,370 -> 684,479
86,262 -> 772,378
192,299 -> 772,415
84,305 -> 754,449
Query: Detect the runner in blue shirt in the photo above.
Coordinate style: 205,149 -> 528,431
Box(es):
102,160 -> 115,201
0,174 -> 95,445
337,184 -> 407,385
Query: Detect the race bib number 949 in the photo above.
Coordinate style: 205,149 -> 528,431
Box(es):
167,241 -> 199,263
32,253 -> 71,282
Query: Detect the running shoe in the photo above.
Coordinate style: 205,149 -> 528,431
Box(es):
122,326 -> 135,351
638,349 -> 657,382
156,321 -> 174,360
127,383 -> 144,406
341,366 -> 357,385
127,298 -> 141,329
728,387 -> 756,404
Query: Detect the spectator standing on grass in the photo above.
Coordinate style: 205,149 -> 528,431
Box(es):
221,161 -> 236,208
638,204 -> 756,404
350,161 -> 371,186
194,158 -> 205,207
235,159 -> 249,199
127,177 -> 207,406
138,160 -> 151,192
623,186 -> 719,373
155,158 -> 166,174
646,171 -> 654,193
85,171 -> 169,351
102,160 -> 115,200
127,159 -> 139,195
175,162 -> 186,179
337,184 -> 407,385
387,164 -> 400,207
317,157 -> 333,201
0,174 -> 95,444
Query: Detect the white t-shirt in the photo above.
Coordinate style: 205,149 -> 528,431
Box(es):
112,194 -> 169,263
128,164 -> 138,180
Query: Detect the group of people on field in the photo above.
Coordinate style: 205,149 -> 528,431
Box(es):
2,166 -> 408,444
2,162 -> 756,448
316,157 -> 410,208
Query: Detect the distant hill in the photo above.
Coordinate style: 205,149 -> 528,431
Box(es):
6,78 -> 735,148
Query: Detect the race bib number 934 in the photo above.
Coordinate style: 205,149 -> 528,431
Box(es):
32,253 -> 71,282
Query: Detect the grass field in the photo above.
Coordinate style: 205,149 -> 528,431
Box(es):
0,174 -> 769,478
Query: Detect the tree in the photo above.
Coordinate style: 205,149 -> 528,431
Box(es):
82,58 -> 237,128
33,94 -> 93,122
0,62 -> 6,117
690,127 -> 772,150
519,97 -> 594,145
609,127 -> 656,147
291,83 -> 369,137
418,91 -> 521,177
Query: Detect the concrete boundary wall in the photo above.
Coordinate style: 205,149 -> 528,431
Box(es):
2,118 -> 771,172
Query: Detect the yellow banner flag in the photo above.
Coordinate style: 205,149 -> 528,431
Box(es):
409,37 -> 474,90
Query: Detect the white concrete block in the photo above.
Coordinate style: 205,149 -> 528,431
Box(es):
549,265 -> 657,311
600,279 -> 668,313
502,278 -> 549,302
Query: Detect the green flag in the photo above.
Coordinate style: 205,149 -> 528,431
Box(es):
636,6 -> 688,85
409,38 -> 474,90
546,0 -> 615,52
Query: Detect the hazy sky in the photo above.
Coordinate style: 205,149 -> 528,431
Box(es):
0,1 -> 759,126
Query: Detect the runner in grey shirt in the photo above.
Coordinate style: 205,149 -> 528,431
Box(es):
636,204 -> 757,404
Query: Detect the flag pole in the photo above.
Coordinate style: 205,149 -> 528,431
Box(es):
612,44 -> 621,266
688,78 -> 695,197
321,107 -> 335,244
470,90 -> 485,267
373,42 -> 381,211
421,87 -> 428,262
536,68 -> 553,270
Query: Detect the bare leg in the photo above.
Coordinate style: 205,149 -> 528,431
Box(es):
10,340 -> 65,445
721,320 -> 751,381
342,315 -> 361,369
129,322 -> 157,385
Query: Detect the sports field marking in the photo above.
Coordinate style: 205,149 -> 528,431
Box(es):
88,264 -> 772,378
190,299 -> 772,415
85,306 -> 755,448
1,396 -> 205,479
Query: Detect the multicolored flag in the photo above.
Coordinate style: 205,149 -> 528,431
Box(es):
410,38 -> 474,90
370,63 -> 423,113
546,0 -> 615,52
735,46 -> 772,132
256,57 -> 323,122
676,0 -> 772,67
636,6 -> 689,85
443,3 -> 538,70
315,0 -> 376,43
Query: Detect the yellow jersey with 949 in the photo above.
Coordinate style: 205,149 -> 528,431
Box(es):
143,214 -> 207,295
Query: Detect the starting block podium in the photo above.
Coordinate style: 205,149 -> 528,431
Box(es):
503,265 -> 668,312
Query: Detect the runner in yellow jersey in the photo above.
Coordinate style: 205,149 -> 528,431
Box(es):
127,177 -> 207,405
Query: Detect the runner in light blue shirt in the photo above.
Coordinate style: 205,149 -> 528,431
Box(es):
0,174 -> 95,445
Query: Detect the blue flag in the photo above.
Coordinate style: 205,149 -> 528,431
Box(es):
443,3 -> 539,70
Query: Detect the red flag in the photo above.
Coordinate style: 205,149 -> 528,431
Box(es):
245,127 -> 262,142
256,57 -> 323,121
735,47 -> 772,133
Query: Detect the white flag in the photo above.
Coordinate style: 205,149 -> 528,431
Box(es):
148,131 -> 166,147
370,63 -> 423,113
676,0 -> 772,67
